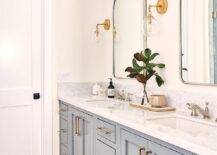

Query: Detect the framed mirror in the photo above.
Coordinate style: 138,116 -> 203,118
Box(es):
181,0 -> 217,85
113,0 -> 147,78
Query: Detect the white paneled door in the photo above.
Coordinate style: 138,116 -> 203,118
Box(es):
0,0 -> 43,155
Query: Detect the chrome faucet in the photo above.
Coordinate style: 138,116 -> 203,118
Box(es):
186,102 -> 210,119
126,93 -> 133,103
116,90 -> 126,101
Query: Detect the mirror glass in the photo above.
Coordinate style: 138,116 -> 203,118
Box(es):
181,0 -> 217,84
113,0 -> 147,78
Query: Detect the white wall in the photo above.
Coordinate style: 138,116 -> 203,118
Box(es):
54,0 -> 83,82
111,0 -> 217,95
54,0 -> 113,83
54,0 -> 217,92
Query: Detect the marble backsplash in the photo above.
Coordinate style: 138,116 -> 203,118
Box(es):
58,82 -> 217,118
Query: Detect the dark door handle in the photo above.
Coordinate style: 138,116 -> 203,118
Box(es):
33,93 -> 40,100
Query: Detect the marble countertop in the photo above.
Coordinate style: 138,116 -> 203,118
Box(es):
59,94 -> 217,155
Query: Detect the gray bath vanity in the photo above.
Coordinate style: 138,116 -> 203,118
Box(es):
59,101 -> 196,155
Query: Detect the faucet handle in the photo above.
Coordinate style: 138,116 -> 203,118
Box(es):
186,103 -> 198,116
126,93 -> 133,102
116,90 -> 126,100
205,102 -> 209,112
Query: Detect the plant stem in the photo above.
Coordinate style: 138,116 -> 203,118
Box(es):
144,84 -> 149,103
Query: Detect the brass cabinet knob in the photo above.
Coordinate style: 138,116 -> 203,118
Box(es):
146,151 -> 152,155
97,126 -> 112,135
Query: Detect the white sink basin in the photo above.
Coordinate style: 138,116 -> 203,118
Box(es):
147,115 -> 217,137
85,99 -> 122,109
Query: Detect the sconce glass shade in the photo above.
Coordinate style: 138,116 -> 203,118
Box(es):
93,29 -> 101,43
144,10 -> 159,37
146,18 -> 159,37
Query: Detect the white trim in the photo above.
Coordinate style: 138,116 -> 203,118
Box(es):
42,0 -> 53,154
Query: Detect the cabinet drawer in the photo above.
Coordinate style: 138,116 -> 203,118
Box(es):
60,117 -> 68,130
96,119 -> 116,143
60,118 -> 68,145
59,102 -> 68,118
60,144 -> 68,155
149,141 -> 181,155
96,139 -> 116,155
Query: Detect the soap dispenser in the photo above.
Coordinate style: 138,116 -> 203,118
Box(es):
107,78 -> 115,98
92,83 -> 100,95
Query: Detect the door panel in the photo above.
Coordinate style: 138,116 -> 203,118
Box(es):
0,0 -> 32,89
0,0 -> 42,154
74,117 -> 84,155
0,106 -> 32,155
96,139 -> 116,155
121,130 -> 148,155
68,109 -> 94,155
148,141 -> 181,155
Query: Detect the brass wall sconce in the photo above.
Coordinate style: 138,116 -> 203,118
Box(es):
146,0 -> 168,33
149,0 -> 168,15
94,19 -> 111,42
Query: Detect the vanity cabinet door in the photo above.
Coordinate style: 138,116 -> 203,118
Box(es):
121,129 -> 183,155
69,108 -> 94,155
96,139 -> 116,155
59,102 -> 70,155
121,130 -> 148,155
148,141 -> 181,155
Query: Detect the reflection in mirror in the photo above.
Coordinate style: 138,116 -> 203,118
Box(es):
181,0 -> 217,85
113,0 -> 146,78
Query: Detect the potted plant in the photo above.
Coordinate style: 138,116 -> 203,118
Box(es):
125,48 -> 165,105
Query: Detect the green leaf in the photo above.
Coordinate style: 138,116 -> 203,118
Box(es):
157,63 -> 166,68
149,53 -> 159,61
140,51 -> 148,63
155,75 -> 164,87
144,48 -> 152,58
132,59 -> 143,72
146,70 -> 156,80
146,63 -> 156,70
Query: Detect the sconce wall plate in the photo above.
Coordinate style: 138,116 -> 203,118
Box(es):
97,19 -> 111,31
103,19 -> 111,30
156,0 -> 168,14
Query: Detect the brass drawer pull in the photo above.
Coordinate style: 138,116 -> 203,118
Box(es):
97,127 -> 112,135
212,11 -> 217,19
146,151 -> 152,155
75,117 -> 81,136
59,109 -> 67,114
139,147 -> 146,155
58,129 -> 67,134
59,109 -> 67,112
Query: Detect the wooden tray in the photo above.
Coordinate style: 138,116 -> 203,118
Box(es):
129,103 -> 176,112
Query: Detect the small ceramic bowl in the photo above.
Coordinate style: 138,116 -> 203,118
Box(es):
149,95 -> 167,108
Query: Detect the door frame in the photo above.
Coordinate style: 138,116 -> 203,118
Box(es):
42,0 -> 54,154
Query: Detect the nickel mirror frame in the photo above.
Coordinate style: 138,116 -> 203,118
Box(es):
113,0 -> 148,79
180,0 -> 217,86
